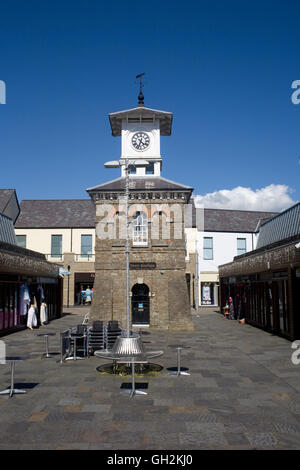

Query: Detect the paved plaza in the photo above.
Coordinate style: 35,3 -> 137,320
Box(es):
1,307 -> 300,450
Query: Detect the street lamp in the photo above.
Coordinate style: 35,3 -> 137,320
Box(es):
104,158 -> 149,338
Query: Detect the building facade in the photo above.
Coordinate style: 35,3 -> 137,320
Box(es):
219,202 -> 300,340
15,199 -> 96,307
185,206 -> 278,308
87,97 -> 194,330
0,190 -> 62,335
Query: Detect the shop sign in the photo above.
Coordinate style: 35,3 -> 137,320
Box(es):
130,262 -> 156,270
59,268 -> 71,276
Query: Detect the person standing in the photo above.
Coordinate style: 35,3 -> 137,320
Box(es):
229,297 -> 235,320
85,286 -> 92,305
80,287 -> 86,305
27,298 -> 38,330
40,301 -> 48,325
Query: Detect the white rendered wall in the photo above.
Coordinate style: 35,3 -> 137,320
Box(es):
14,228 -> 95,256
184,228 -> 198,261
197,231 -> 256,273
121,120 -> 161,159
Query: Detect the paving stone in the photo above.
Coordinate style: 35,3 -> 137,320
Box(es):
179,431 -> 227,447
245,432 -> 278,448
2,309 -> 300,449
81,404 -> 111,413
272,422 -> 300,434
186,422 -> 225,432
45,411 -> 95,422
224,432 -> 250,446
58,398 -> 82,406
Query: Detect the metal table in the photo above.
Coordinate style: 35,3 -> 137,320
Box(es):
167,345 -> 190,377
118,357 -> 149,398
37,332 -> 56,358
65,334 -> 85,361
94,350 -> 164,360
0,356 -> 27,398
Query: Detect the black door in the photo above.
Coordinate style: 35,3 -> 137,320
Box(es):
132,284 -> 150,325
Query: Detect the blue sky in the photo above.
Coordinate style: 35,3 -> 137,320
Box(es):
0,0 -> 299,211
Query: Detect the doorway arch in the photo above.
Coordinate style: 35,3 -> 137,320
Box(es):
132,284 -> 150,325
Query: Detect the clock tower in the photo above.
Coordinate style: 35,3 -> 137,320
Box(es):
109,96 -> 172,178
87,89 -> 194,331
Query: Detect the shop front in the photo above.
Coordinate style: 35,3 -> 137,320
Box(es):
219,242 -> 300,340
199,273 -> 219,306
0,242 -> 62,335
74,272 -> 95,305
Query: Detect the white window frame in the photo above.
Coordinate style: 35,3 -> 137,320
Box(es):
81,234 -> 93,258
16,234 -> 26,248
237,237 -> 247,255
51,234 -> 62,258
203,237 -> 213,260
132,211 -> 148,246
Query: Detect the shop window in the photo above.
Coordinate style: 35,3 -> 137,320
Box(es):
16,235 -> 26,248
237,238 -> 246,255
81,234 -> 92,258
203,237 -> 213,260
201,282 -> 215,305
51,235 -> 62,258
132,211 -> 148,246
278,280 -> 289,334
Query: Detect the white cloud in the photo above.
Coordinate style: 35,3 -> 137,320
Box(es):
194,184 -> 297,212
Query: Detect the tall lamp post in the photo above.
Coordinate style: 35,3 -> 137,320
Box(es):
104,158 -> 149,338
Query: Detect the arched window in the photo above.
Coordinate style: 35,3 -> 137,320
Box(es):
132,211 -> 148,245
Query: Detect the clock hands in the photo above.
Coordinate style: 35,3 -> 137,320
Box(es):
132,132 -> 149,150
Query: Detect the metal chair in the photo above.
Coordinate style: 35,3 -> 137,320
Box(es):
87,321 -> 105,356
58,329 -> 71,363
69,324 -> 88,358
106,321 -> 122,350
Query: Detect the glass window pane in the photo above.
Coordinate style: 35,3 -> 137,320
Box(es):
16,235 -> 26,248
81,235 -> 92,255
128,165 -> 136,174
51,235 -> 62,256
203,237 -> 213,248
203,248 -> 213,260
133,212 -> 148,245
203,237 -> 213,259
146,162 -> 155,174
237,238 -> 246,254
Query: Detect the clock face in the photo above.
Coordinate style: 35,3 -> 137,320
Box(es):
131,132 -> 150,151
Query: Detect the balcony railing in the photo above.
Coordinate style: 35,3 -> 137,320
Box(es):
45,253 -> 95,262
46,254 -> 64,262
74,254 -> 95,262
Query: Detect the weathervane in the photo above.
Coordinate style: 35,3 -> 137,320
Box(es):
136,72 -> 145,106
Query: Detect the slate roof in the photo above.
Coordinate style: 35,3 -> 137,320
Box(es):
15,200 -> 95,228
203,208 -> 278,232
86,176 -> 193,193
0,189 -> 16,214
109,106 -> 173,136
185,201 -> 278,232
256,202 -> 300,248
